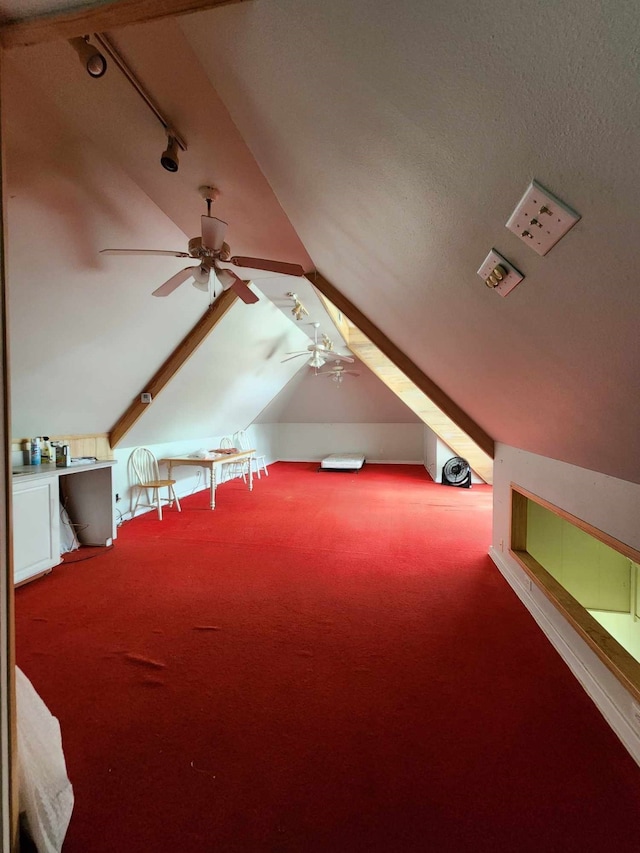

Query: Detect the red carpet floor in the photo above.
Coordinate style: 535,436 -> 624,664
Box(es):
15,463 -> 640,851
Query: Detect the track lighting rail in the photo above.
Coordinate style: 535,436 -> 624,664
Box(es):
92,32 -> 187,153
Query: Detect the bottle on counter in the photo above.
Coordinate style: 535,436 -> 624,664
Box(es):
41,436 -> 51,464
30,437 -> 41,466
56,443 -> 70,468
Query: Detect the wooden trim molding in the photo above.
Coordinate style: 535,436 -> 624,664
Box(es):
308,271 -> 495,459
109,289 -> 238,448
510,488 -> 528,552
510,484 -> 640,705
0,0 -> 250,50
511,483 -> 640,564
12,434 -> 112,461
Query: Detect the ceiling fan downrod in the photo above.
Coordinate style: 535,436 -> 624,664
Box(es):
199,184 -> 219,218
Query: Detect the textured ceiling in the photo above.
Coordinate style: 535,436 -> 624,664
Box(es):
2,0 -> 640,482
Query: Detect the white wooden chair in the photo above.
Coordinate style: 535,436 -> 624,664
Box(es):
234,429 -> 268,479
129,447 -> 181,521
219,436 -> 247,483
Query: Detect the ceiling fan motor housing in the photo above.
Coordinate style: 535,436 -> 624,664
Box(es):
188,236 -> 204,256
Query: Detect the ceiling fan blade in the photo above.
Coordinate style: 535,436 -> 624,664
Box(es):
281,354 -> 307,363
201,215 -> 227,252
232,280 -> 259,304
228,256 -> 304,277
152,266 -> 198,297
100,248 -> 191,258
323,352 -> 355,363
215,266 -> 258,305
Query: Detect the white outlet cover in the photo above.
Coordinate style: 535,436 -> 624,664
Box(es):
477,249 -> 524,297
506,180 -> 580,256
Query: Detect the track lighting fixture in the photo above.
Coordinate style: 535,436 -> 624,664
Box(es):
287,292 -> 309,321
85,33 -> 187,173
69,36 -> 107,78
161,134 -> 180,173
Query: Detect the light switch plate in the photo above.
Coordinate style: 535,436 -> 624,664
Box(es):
506,180 -> 580,256
477,249 -> 524,297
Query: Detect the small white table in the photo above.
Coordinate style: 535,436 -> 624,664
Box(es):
160,450 -> 255,510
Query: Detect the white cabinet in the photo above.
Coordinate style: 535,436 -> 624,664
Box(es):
12,460 -> 117,586
13,476 -> 60,585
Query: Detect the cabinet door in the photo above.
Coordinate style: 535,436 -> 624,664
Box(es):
13,479 -> 60,584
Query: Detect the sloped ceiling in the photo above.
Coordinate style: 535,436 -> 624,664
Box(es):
2,0 -> 640,482
180,0 -> 640,483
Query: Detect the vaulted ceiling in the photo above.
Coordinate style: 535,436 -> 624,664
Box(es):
1,0 -> 639,482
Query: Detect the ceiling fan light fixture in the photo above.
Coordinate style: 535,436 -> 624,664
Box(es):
309,352 -> 325,369
161,134 -> 180,172
69,36 -> 107,78
216,268 -> 236,291
191,264 -> 210,291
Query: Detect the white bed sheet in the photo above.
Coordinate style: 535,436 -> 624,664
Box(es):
16,666 -> 74,853
320,453 -> 366,470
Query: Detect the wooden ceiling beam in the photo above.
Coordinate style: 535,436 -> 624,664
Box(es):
0,0 -> 250,50
109,289 -> 238,449
307,271 -> 495,460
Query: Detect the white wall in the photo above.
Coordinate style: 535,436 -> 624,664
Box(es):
246,423 -> 278,464
252,356 -> 424,465
491,443 -> 640,765
274,423 -> 423,463
256,358 -> 420,424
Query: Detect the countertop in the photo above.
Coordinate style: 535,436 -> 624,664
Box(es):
12,459 -> 117,482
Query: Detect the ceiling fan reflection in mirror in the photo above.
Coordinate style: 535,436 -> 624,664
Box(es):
281,322 -> 355,368
100,186 -> 305,303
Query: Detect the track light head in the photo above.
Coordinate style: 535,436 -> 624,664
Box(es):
69,36 -> 107,78
161,135 -> 180,172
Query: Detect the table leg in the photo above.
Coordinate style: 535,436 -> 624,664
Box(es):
167,463 -> 174,507
209,463 -> 216,510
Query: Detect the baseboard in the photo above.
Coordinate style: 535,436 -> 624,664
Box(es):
489,546 -> 640,767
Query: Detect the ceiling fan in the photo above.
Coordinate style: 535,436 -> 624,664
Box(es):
315,361 -> 360,384
100,186 -> 305,303
282,322 -> 355,368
